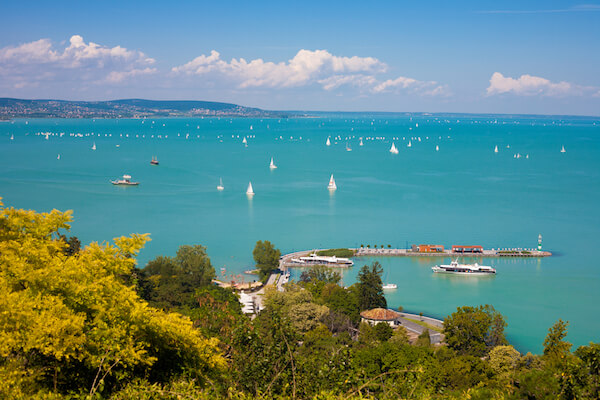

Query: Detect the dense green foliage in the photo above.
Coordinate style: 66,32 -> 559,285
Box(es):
316,248 -> 355,258
2,199 -> 600,399
252,240 -> 281,281
140,245 -> 216,309
356,261 -> 387,310
443,304 -> 507,357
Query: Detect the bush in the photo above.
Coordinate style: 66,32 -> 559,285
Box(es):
316,248 -> 355,258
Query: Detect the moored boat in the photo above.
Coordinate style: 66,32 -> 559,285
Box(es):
432,260 -> 495,275
382,283 -> 397,290
289,253 -> 353,267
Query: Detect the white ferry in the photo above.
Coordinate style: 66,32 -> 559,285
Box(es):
290,253 -> 353,267
111,174 -> 139,186
432,260 -> 496,275
382,283 -> 398,290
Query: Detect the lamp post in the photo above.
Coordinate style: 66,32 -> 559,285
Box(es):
538,234 -> 542,251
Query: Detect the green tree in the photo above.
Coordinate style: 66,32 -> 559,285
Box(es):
356,261 -> 386,310
488,345 -> 520,376
263,285 -> 329,333
574,342 -> 600,399
416,328 -> 431,347
142,245 -> 216,309
373,322 -> 394,342
443,304 -> 508,357
174,244 -> 216,287
252,240 -> 281,281
543,319 -> 572,363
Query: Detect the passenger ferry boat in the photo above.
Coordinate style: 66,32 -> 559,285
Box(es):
289,253 -> 353,267
111,174 -> 139,186
432,260 -> 496,275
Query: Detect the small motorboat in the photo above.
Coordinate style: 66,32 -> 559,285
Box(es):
150,156 -> 159,165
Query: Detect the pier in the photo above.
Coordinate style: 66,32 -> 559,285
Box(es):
353,247 -> 552,258
280,246 -> 551,267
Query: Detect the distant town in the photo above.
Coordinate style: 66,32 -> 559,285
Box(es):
0,98 -> 291,120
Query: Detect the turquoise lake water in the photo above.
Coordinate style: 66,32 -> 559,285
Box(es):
1,114 -> 599,353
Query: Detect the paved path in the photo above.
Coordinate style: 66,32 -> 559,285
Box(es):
396,316 -> 444,345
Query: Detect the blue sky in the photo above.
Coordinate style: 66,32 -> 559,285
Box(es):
1,0 -> 599,115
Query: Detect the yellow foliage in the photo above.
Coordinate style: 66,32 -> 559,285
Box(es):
0,200 -> 225,396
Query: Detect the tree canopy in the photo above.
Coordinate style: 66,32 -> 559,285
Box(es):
252,240 -> 281,281
443,304 -> 507,357
356,261 -> 387,310
0,199 -> 224,398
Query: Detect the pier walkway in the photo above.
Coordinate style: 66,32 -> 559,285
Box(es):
353,247 -> 551,258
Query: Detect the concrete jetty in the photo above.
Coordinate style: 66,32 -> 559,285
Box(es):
353,247 -> 551,258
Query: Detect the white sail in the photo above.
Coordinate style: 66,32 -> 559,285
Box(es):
92,142 -> 96,150
326,137 -> 331,146
389,142 -> 399,154
561,145 -> 566,153
494,145 -> 498,153
327,174 -> 337,190
435,145 -> 439,151
407,140 -> 412,148
246,181 -> 254,195
359,138 -> 364,146
217,178 -> 224,191
346,142 -> 352,151
269,157 -> 277,169
57,154 -> 61,160
10,134 -> 14,140
242,136 -> 247,144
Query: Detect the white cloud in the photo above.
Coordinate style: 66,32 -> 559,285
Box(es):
318,74 -> 377,91
0,35 -> 156,88
172,49 -> 386,89
373,76 -> 450,97
172,49 -> 449,96
485,72 -> 594,97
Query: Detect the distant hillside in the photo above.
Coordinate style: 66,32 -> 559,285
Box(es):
0,98 -> 290,119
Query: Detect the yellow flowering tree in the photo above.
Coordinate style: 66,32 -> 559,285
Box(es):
0,199 -> 225,397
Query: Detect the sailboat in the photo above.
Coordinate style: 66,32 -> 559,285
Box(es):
242,136 -> 248,145
435,145 -> 439,151
150,156 -> 159,165
346,142 -> 352,152
10,134 -> 14,140
326,137 -> 331,146
246,181 -> 254,196
217,178 -> 224,191
359,138 -> 364,146
327,174 -> 337,191
269,157 -> 277,169
494,145 -> 498,153
389,142 -> 399,154
57,154 -> 61,160
407,140 -> 412,148
250,125 -> 253,130
560,145 -> 566,153
92,142 -> 96,150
